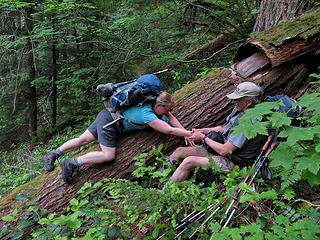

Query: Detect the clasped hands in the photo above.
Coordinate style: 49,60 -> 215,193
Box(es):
185,128 -> 207,147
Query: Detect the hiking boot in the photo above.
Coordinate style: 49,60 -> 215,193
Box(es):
59,159 -> 77,184
43,150 -> 59,172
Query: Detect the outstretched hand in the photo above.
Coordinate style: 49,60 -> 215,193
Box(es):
185,136 -> 195,147
191,128 -> 206,142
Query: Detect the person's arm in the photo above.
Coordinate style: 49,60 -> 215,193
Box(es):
191,129 -> 238,156
166,111 -> 194,146
166,111 -> 184,128
197,126 -> 225,134
147,119 -> 191,137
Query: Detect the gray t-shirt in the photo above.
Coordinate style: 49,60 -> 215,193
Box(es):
224,108 -> 266,166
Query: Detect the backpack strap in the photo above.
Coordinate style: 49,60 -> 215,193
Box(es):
102,111 -> 145,130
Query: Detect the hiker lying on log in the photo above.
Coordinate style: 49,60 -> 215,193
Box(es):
168,82 -> 266,183
43,92 -> 193,184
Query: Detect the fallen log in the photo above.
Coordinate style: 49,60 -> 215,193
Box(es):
0,7 -> 319,237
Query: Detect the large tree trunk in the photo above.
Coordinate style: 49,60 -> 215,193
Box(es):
25,5 -> 37,147
51,16 -> 58,127
1,6 -> 319,237
253,0 -> 314,33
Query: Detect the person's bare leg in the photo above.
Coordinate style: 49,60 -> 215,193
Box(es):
44,130 -> 97,172
169,146 -> 199,162
59,130 -> 96,154
81,144 -> 116,164
171,156 -> 211,182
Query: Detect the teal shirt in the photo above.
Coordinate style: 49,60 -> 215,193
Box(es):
122,103 -> 168,131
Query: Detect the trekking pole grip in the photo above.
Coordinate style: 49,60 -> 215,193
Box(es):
262,135 -> 274,151
265,142 -> 278,158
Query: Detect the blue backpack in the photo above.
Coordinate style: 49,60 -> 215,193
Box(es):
96,74 -> 163,112
265,94 -> 302,126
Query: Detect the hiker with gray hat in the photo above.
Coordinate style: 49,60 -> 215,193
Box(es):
167,82 -> 266,183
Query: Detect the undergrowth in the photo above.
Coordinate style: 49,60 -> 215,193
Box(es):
0,120 -> 92,199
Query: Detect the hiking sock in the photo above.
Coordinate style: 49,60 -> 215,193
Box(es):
73,157 -> 83,166
55,148 -> 63,158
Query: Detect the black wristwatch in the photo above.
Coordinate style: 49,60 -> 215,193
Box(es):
202,135 -> 207,145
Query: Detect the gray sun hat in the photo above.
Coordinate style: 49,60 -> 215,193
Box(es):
226,82 -> 262,99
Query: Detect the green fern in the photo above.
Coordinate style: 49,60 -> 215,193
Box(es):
277,164 -> 302,190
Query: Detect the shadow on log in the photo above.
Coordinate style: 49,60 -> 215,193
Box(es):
0,7 -> 319,235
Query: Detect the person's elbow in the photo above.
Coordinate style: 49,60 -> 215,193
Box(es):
219,142 -> 238,157
219,150 -> 229,157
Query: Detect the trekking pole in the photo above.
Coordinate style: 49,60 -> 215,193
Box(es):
180,135 -> 275,239
253,135 -> 274,166
156,187 -> 226,240
188,198 -> 228,239
157,203 -> 220,240
221,142 -> 278,229
219,135 -> 274,225
173,203 -> 220,239
173,203 -> 217,231
153,68 -> 170,75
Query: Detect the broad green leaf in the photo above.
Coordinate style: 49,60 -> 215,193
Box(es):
77,182 -> 92,194
66,218 -> 81,229
232,121 -> 269,139
93,182 -> 103,188
269,144 -> 296,168
12,208 -> 18,217
53,214 -> 72,225
70,198 -> 79,206
278,126 -> 315,146
275,215 -> 290,226
302,170 -> 320,187
1,216 -> 16,222
239,194 -> 256,203
296,93 -> 320,113
239,182 -> 254,193
228,228 -> 242,240
296,155 -> 320,175
38,218 -> 50,225
259,189 -> 277,199
269,112 -> 291,128
315,143 -> 320,152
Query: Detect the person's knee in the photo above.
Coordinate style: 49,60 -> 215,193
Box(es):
179,157 -> 197,170
172,147 -> 190,159
101,150 -> 115,162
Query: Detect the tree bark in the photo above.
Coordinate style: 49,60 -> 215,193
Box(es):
25,5 -> 37,147
253,0 -> 314,33
51,15 -> 58,127
1,6 -> 320,237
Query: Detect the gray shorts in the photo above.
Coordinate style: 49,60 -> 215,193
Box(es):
88,109 -> 118,148
195,146 -> 235,173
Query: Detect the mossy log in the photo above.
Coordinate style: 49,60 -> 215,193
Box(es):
0,8 -> 320,236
